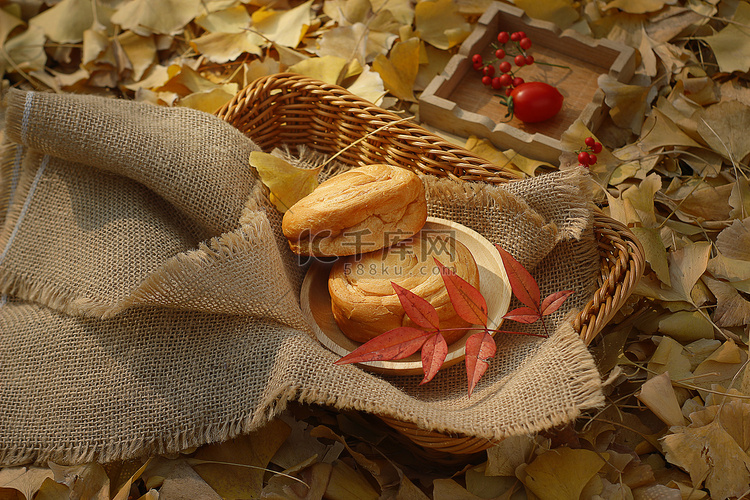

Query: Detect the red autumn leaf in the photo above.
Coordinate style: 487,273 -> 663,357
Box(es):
391,281 -> 440,331
465,330 -> 496,397
540,290 -> 575,316
433,258 -> 488,327
503,306 -> 542,324
334,327 -> 433,365
495,244 -> 540,310
420,333 -> 448,385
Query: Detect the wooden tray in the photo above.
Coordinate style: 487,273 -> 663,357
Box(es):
419,1 -> 636,163
299,217 -> 512,376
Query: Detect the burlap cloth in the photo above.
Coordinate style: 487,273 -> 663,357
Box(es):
0,89 -> 604,466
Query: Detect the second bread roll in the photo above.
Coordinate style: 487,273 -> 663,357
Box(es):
328,231 -> 480,344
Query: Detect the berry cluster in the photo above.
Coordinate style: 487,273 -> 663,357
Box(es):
577,137 -> 602,167
472,31 -> 535,95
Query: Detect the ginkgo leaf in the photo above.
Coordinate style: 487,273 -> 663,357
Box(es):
514,0 -> 579,29
414,0 -> 470,50
195,5 -> 251,33
0,9 -> 23,46
191,31 -> 263,63
598,74 -> 658,135
716,217 -> 750,260
48,462 -> 109,500
252,0 -> 314,48
700,1 -> 750,74
605,0 -> 677,14
1,24 -> 47,75
503,149 -> 555,177
420,333 -> 448,385
391,281 -> 441,331
111,0 -> 203,36
29,0 -> 93,43
117,31 -> 157,82
703,276 -> 750,328
249,151 -> 321,213
346,66 -> 386,105
177,87 -> 236,113
465,330 -> 496,397
638,107 -> 702,153
631,227 -> 671,286
334,327 -> 433,365
0,466 -> 54,500
372,37 -> 420,102
696,100 -> 750,164
434,258 -> 487,327
522,448 -> 607,500
636,372 -> 687,427
287,55 -> 348,84
646,335 -> 694,383
662,410 -> 750,500
635,241 -> 711,304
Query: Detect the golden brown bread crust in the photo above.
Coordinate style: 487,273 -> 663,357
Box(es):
281,164 -> 427,256
328,232 -> 480,344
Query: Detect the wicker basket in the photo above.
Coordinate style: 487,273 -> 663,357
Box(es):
216,73 -> 645,455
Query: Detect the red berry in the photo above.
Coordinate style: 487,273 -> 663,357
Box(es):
495,48 -> 506,59
505,88 -> 513,96
498,61 -> 512,73
510,32 -> 522,42
481,75 -> 492,86
497,31 -> 510,44
472,54 -> 482,64
584,137 -> 596,148
588,154 -> 598,165
512,77 -> 525,87
524,55 -> 534,65
517,31 -> 527,39
498,73 -> 512,87
473,62 -> 483,71
577,151 -> 590,165
483,65 -> 495,77
519,37 -> 532,50
592,142 -> 603,154
491,77 -> 503,90
514,55 -> 525,67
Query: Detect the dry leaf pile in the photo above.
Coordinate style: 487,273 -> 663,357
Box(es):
1,0 -> 750,498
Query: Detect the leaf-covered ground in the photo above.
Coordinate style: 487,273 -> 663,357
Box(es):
1,0 -> 749,498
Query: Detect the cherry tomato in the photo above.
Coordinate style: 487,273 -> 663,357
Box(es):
509,82 -> 564,123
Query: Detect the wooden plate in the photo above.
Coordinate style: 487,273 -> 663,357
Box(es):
300,217 -> 512,375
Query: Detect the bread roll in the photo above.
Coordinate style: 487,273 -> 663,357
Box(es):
282,164 -> 427,256
328,232 -> 480,344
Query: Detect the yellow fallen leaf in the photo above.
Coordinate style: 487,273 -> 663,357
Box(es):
635,241 -> 711,304
598,74 -> 658,135
28,0 -> 93,43
157,64 -> 235,97
485,435 -> 535,476
346,65 -> 387,105
716,217 -> 750,260
35,477 -> 71,500
112,459 -> 152,500
252,0 -> 313,48
117,31 -> 156,82
1,24 -> 47,76
696,100 -> 750,164
432,478 -> 487,500
631,227 -> 671,287
250,151 -> 322,213
316,22 -> 396,66
692,340 -> 748,398
664,178 -> 733,222
647,336 -> 694,383
703,276 -> 750,328
192,418 -> 291,498
191,31 -> 264,63
112,0 -> 203,36
0,9 -> 23,46
195,4 -> 251,33
638,107 -> 702,153
414,0 -> 470,50
662,403 -> 750,500
514,0 -> 579,29
521,448 -> 607,500
637,372 -> 687,427
708,252 -> 750,283
262,461 -> 332,500
730,177 -> 750,220
658,310 -> 713,342
464,136 -> 521,176
288,55 -> 348,85
372,0 -> 415,25
700,1 -> 750,74
325,460 -> 379,500
372,37 -> 420,102
177,87 -> 236,113
0,466 -> 54,500
605,0 -> 677,14
503,149 -> 555,177
48,463 -> 109,500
